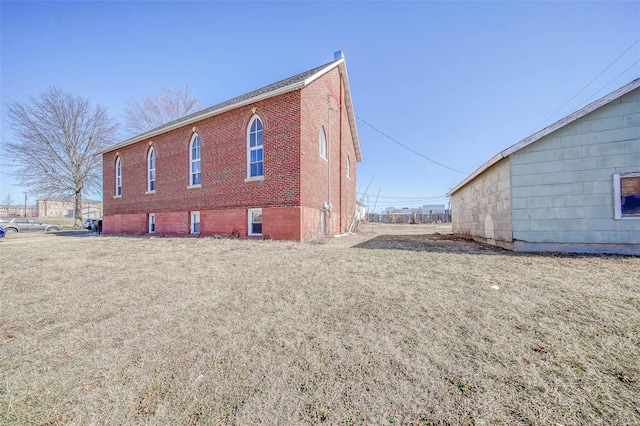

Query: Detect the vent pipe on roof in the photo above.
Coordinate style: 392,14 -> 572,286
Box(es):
334,50 -> 344,60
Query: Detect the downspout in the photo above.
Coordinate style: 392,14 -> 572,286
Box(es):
327,96 -> 331,222
339,72 -> 344,232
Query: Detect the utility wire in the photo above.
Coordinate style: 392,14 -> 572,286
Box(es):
358,192 -> 447,200
355,115 -> 468,175
531,37 -> 640,133
578,59 -> 640,105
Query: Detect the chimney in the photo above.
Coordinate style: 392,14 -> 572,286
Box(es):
334,50 -> 344,61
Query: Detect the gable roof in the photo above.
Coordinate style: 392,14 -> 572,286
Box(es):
101,58 -> 362,161
447,78 -> 640,196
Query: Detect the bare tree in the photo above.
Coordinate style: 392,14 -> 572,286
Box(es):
123,84 -> 200,135
2,193 -> 14,209
6,87 -> 118,226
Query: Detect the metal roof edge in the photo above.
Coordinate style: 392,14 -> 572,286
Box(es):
447,78 -> 640,197
303,58 -> 343,86
338,61 -> 362,162
446,153 -> 505,197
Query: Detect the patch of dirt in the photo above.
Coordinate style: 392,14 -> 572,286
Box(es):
353,232 -> 507,254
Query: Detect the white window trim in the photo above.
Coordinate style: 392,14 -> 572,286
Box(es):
190,211 -> 201,234
115,157 -> 122,197
147,147 -> 156,192
319,127 -> 327,161
613,172 -> 640,220
190,133 -> 201,186
248,208 -> 262,236
247,115 -> 264,179
346,154 -> 351,179
148,213 -> 155,234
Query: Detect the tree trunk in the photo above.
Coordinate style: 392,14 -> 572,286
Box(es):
74,189 -> 83,228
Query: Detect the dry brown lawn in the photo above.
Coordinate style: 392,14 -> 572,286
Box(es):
1,223 -> 638,425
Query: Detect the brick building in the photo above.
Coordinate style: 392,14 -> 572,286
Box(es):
100,53 -> 362,241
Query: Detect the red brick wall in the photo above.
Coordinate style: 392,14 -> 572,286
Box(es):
103,91 -> 302,217
102,67 -> 358,241
300,68 -> 358,236
263,207 -> 301,240
201,209 -> 246,236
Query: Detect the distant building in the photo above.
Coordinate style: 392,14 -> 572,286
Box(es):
36,199 -> 103,219
421,204 -> 446,214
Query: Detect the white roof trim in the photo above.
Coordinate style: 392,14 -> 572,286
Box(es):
338,61 -> 362,162
447,78 -> 640,197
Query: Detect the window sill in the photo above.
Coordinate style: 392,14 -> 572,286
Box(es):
617,215 -> 640,220
113,195 -> 122,199
244,176 -> 265,183
320,156 -> 328,162
145,190 -> 156,194
187,184 -> 201,189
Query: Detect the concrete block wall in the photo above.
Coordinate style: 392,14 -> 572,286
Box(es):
451,157 -> 512,244
510,87 -> 640,246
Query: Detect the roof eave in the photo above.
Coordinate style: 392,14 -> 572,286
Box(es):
98,81 -> 307,155
447,78 -> 640,197
338,61 -> 362,162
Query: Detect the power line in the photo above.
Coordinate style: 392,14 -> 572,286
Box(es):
531,37 -> 640,133
355,115 -> 468,175
579,59 -> 640,105
358,192 -> 447,201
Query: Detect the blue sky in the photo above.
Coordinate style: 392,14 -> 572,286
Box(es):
1,1 -> 639,212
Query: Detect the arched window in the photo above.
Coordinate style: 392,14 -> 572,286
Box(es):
190,133 -> 201,186
346,154 -> 351,178
247,116 -> 264,178
147,147 -> 156,192
115,157 -> 122,196
319,127 -> 327,160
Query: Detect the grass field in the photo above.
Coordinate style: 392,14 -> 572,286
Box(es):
1,224 -> 638,425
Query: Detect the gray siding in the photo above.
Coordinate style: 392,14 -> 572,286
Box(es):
451,158 -> 512,243
510,87 -> 640,246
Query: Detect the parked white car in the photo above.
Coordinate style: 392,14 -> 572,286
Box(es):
0,218 -> 62,233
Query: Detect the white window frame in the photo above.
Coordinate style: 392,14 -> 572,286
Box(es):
148,213 -> 155,234
247,115 -> 264,179
190,211 -> 200,234
147,147 -> 156,192
189,133 -> 201,187
248,208 -> 262,236
319,127 -> 327,160
115,157 -> 122,197
613,172 -> 640,220
346,154 -> 351,179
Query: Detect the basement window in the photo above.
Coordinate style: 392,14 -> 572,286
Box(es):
190,211 -> 200,234
613,172 -> 640,219
148,213 -> 155,234
248,208 -> 262,236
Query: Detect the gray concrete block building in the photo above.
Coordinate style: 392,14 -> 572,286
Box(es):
447,79 -> 640,255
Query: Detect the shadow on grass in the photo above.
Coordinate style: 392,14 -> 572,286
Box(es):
352,233 -> 636,258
